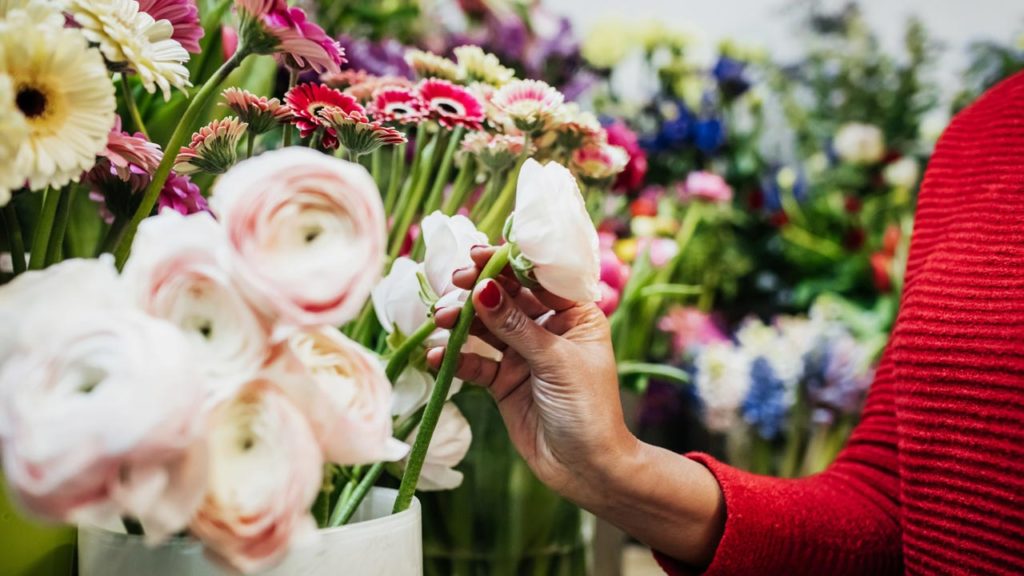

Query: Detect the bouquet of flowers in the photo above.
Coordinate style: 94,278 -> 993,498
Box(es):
0,0 -> 629,573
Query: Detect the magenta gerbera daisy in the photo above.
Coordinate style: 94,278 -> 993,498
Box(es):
86,116 -> 164,222
369,87 -> 427,125
137,0 -> 204,53
175,117 -> 248,174
236,0 -> 344,74
318,107 -> 407,158
158,171 -> 209,216
491,79 -> 565,134
284,82 -> 364,149
417,79 -> 484,131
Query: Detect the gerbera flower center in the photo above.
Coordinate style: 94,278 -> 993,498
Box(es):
435,99 -> 463,116
16,86 -> 48,119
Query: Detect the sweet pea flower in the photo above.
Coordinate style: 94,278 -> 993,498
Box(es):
123,211 -> 272,404
190,379 -> 322,573
275,327 -> 408,465
0,308 -> 208,543
507,159 -> 601,303
372,257 -> 430,338
401,403 -> 471,491
833,122 -> 885,165
211,148 -> 386,330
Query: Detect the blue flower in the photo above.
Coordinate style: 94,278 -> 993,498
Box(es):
641,100 -> 694,152
692,118 -> 726,155
741,357 -> 789,439
803,334 -> 872,425
760,166 -> 808,213
713,56 -> 751,97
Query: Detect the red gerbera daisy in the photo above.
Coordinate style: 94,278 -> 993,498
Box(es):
369,87 -> 427,125
284,82 -> 364,149
417,79 -> 484,131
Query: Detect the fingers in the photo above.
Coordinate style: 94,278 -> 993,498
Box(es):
472,279 -> 561,362
426,346 -> 531,402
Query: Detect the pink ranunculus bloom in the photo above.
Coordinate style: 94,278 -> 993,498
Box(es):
659,306 -> 728,356
190,379 -> 322,573
603,120 -> 648,193
210,148 -> 386,329
680,171 -> 734,204
137,0 -> 205,53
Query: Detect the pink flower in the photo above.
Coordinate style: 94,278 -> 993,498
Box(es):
190,379 -> 322,573
491,79 -> 564,133
369,87 -> 427,125
317,107 -> 406,157
86,117 -> 164,221
596,242 -> 629,315
284,82 -> 364,149
680,171 -> 733,204
222,87 -> 293,135
459,131 -> 531,172
236,0 -> 344,74
174,117 -> 248,175
137,0 -> 204,53
221,25 -> 238,60
210,148 -> 386,328
604,120 -> 648,193
418,79 -> 485,131
570,141 -> 629,185
158,172 -> 209,216
636,236 -> 679,268
659,306 -> 728,355
597,281 -> 620,316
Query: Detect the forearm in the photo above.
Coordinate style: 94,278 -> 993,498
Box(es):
567,436 -> 726,569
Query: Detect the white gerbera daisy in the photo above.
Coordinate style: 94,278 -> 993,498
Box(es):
0,75 -> 29,206
62,0 -> 191,100
453,45 -> 515,87
0,4 -> 116,191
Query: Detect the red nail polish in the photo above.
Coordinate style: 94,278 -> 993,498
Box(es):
478,280 -> 501,309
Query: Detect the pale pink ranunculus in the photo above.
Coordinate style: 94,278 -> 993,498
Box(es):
274,326 -> 408,466
401,403 -> 471,491
509,159 -> 601,303
680,171 -> 733,204
124,211 -> 272,404
0,308 -> 208,543
211,148 -> 386,331
191,379 -> 322,573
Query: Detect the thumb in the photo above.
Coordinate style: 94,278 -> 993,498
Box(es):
473,278 -> 559,362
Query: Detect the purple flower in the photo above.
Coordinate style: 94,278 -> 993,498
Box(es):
336,35 -> 412,78
158,172 -> 209,216
803,333 -> 873,425
712,56 -> 751,98
741,357 -> 789,440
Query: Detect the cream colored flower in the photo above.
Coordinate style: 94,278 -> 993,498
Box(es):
63,0 -> 191,100
0,3 -> 116,191
405,49 -> 460,82
0,75 -> 28,205
453,45 -> 515,87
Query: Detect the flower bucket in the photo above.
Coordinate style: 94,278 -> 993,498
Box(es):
421,388 -> 594,576
77,488 -> 421,576
0,477 -> 76,576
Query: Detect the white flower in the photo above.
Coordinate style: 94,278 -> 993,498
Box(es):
883,157 -> 920,190
508,159 -> 601,303
0,308 -> 208,543
0,1 -> 116,191
211,148 -> 387,330
123,211 -> 272,404
402,403 -> 471,491
390,365 -> 463,423
422,212 -> 488,298
277,327 -> 408,466
0,75 -> 28,204
833,122 -> 885,165
190,379 -> 322,574
695,342 -> 752,432
372,256 -> 431,338
62,0 -> 191,100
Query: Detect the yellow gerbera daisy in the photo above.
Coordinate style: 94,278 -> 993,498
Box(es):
453,45 -> 515,87
405,49 -> 461,82
62,0 -> 191,100
0,2 -> 116,191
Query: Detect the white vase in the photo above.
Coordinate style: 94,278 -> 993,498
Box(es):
77,488 -> 422,576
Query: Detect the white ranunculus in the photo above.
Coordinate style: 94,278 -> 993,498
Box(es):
372,256 -> 430,338
421,212 -> 487,297
833,122 -> 885,166
278,327 -> 408,465
883,157 -> 920,190
695,342 -> 752,433
123,211 -> 272,404
190,379 -> 322,574
210,148 -> 387,329
0,309 -> 208,543
390,365 -> 464,424
508,158 -> 601,303
403,403 -> 472,491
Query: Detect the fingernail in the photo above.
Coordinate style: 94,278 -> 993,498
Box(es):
452,266 -> 469,278
470,244 -> 489,252
478,279 -> 501,309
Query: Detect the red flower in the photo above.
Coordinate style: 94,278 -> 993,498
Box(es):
285,83 -> 364,149
417,79 -> 484,130
369,88 -> 427,125
604,120 -> 648,193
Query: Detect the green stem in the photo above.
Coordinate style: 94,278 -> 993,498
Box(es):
469,169 -> 503,221
478,156 -> 528,242
97,214 -> 129,256
442,158 -> 477,215
283,68 -> 299,147
348,301 -> 378,346
120,76 -> 149,140
422,126 -> 465,215
370,147 -> 383,186
617,361 -> 690,386
638,284 -> 704,299
28,188 -> 60,270
44,188 -> 73,266
384,318 -> 438,383
2,202 -> 26,275
393,244 -> 512,513
780,225 -> 845,261
388,131 -> 440,260
113,49 -> 249,269
246,131 -> 255,159
383,144 -> 406,215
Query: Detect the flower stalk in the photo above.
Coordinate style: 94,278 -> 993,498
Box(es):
44,188 -> 73,266
28,187 -> 61,270
2,203 -> 26,275
120,76 -> 149,140
384,318 -> 438,383
392,244 -> 512,513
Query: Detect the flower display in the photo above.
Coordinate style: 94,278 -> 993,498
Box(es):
418,78 -> 485,130
507,159 -> 601,303
64,0 -> 191,100
157,171 -> 208,216
460,131 -> 531,172
317,106 -> 406,157
369,87 -> 427,124
491,79 -> 564,133
0,2 -> 116,191
222,87 -> 293,135
86,117 -> 163,219
883,156 -> 920,189
694,342 -> 752,432
175,116 -> 248,174
284,82 -> 363,149
603,120 -> 647,193
210,148 -> 385,328
342,75 -> 414,102
235,0 -> 343,74
570,141 -> 629,186
136,0 -> 204,53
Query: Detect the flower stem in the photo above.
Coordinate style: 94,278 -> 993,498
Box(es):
283,69 -> 299,147
2,202 -> 26,275
392,244 -> 512,513
388,131 -> 440,260
112,49 -> 249,269
120,75 -> 149,140
44,188 -> 73,266
478,156 -> 527,242
384,318 -> 438,383
441,158 -> 477,216
97,214 -> 129,256
422,126 -> 465,215
28,187 -> 60,270
246,132 -> 255,159
370,147 -> 383,185
383,143 -> 406,215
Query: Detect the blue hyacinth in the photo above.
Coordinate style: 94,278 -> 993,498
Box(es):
741,357 -> 789,440
712,56 -> 751,97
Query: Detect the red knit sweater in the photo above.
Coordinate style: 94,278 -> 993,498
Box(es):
658,71 -> 1024,575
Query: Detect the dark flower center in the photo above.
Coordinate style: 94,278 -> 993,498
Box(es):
16,86 -> 47,119
435,101 -> 462,116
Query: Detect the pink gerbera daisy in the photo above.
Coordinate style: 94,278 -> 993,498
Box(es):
158,171 -> 209,216
236,0 -> 344,74
284,82 -> 364,149
318,107 -> 407,158
344,75 -> 414,102
137,0 -> 205,53
491,79 -> 564,134
86,117 -> 164,221
417,79 -> 484,131
222,87 -> 292,134
369,87 -> 427,125
175,117 -> 248,174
